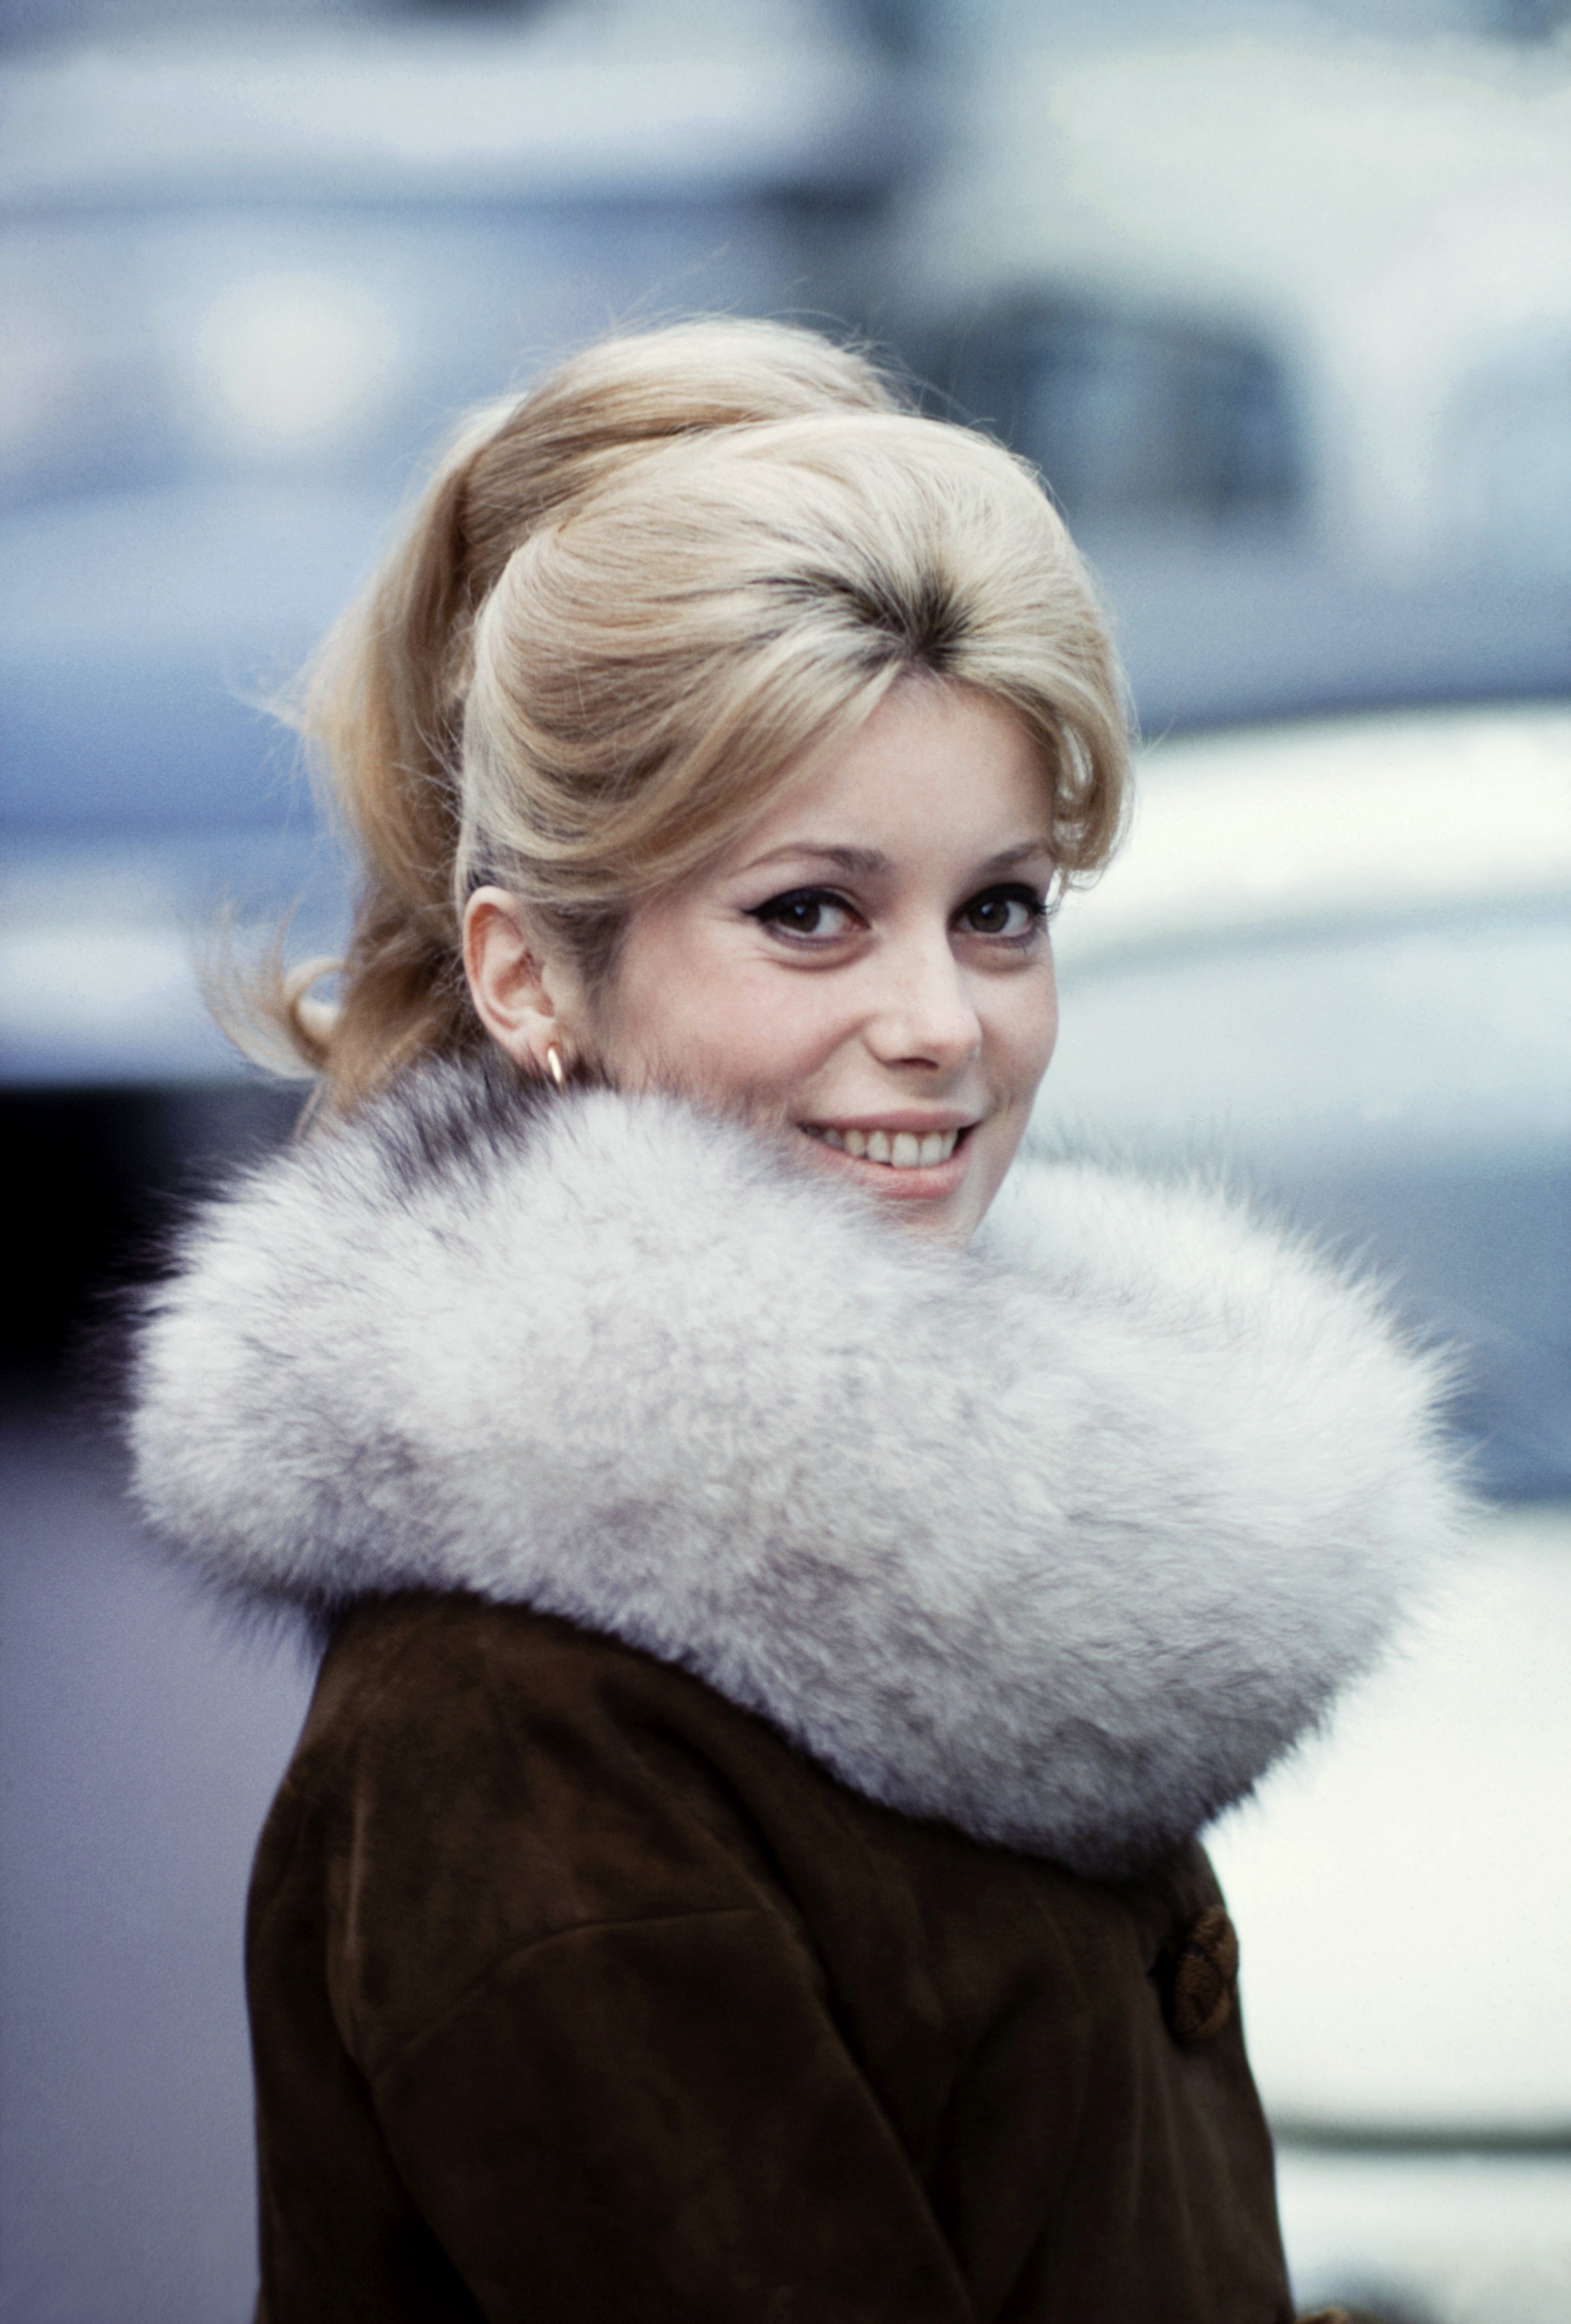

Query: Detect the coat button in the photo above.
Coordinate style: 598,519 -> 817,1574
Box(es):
1160,1905 -> 1240,2044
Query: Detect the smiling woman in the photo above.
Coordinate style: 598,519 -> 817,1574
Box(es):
466,681 -> 1059,1239
127,319 -> 1460,2324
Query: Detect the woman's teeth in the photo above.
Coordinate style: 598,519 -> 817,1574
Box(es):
810,1127 -> 959,1168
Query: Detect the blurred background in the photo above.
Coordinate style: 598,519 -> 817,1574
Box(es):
2,1 -> 1568,2318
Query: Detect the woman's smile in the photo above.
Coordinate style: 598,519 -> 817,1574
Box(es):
799,1115 -> 975,1200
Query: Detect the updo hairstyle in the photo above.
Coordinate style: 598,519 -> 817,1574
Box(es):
267,319 -> 1130,1110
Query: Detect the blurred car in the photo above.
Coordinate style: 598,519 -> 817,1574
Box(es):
1035,700 -> 1571,2321
882,22 -> 1571,728
0,4 -> 903,1090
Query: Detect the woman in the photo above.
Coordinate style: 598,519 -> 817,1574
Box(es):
130,320 -> 1455,2321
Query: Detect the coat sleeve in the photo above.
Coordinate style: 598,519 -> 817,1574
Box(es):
365,1901 -> 981,2324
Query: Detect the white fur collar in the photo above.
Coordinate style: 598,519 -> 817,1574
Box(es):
129,1060 -> 1461,1876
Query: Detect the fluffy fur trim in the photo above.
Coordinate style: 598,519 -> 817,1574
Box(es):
129,1061 -> 1463,1875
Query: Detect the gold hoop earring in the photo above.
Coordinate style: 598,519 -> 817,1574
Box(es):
544,1042 -> 567,1093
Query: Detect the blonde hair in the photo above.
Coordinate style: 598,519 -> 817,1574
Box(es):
265,318 -> 1130,1109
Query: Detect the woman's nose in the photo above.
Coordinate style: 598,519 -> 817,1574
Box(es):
862,940 -> 982,1074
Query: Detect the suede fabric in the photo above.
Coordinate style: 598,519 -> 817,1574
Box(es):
247,1594 -> 1293,2322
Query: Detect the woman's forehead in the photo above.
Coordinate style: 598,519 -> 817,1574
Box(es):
721,687 -> 1055,877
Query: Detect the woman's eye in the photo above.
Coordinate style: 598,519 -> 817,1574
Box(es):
750,889 -> 858,940
960,885 -> 1047,940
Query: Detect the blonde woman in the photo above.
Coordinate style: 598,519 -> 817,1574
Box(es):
130,321 -> 1453,2322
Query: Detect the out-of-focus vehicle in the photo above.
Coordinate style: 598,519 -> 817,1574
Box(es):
0,4 -> 902,1091
1035,701 -> 1571,2322
883,22 -> 1571,728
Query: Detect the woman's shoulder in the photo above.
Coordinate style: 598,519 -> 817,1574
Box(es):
279,1590 -> 786,1858
256,1595 -> 819,2080
304,1587 -> 684,1744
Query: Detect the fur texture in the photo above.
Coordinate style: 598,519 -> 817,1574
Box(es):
129,1059 -> 1462,1876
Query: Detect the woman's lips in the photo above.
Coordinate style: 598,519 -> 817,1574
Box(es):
799,1120 -> 976,1199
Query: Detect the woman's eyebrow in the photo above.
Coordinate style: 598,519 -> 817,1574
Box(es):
737,837 -> 1054,880
977,839 -> 1056,872
738,843 -> 890,877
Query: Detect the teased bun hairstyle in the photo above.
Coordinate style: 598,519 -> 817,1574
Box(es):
264,318 -> 1130,1109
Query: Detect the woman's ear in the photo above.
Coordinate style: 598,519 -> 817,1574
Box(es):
462,888 -> 581,1076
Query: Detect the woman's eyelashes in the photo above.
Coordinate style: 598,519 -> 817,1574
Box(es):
748,887 -> 861,941
746,881 -> 1052,949
958,883 -> 1052,942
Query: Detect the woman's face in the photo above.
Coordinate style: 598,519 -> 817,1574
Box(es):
469,681 -> 1060,1242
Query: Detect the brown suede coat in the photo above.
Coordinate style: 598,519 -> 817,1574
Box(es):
129,1067 -> 1454,2322
248,1595 -> 1292,2323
